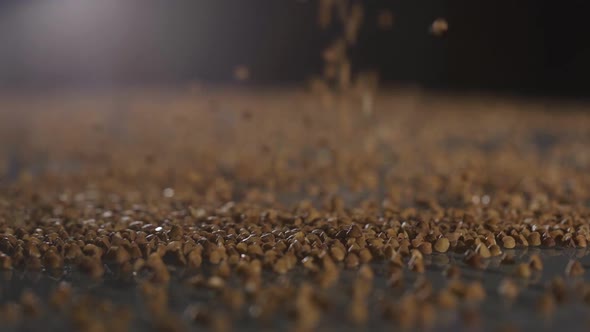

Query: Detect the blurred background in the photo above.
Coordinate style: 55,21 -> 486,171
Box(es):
0,0 -> 589,98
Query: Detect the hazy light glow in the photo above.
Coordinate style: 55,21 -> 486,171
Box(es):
0,0 -> 167,83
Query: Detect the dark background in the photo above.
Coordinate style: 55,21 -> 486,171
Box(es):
0,0 -> 589,98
